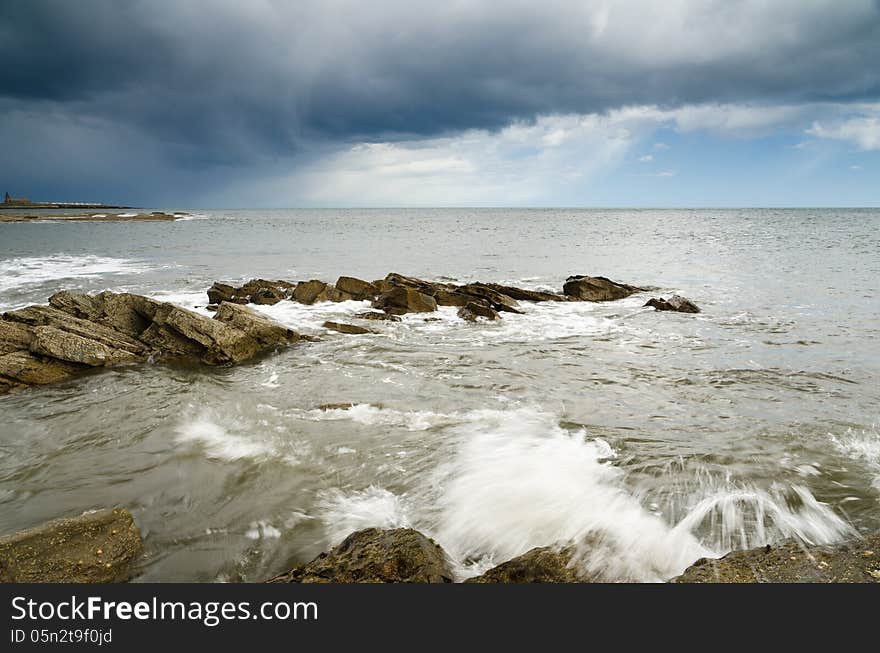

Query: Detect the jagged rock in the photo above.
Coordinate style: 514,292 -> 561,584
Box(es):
433,289 -> 477,307
457,284 -> 523,313
214,302 -> 300,347
0,292 -> 301,394
322,321 -> 373,335
206,282 -> 238,305
673,533 -> 880,583
458,302 -> 501,322
292,280 -> 352,304
483,283 -> 567,302
372,286 -> 438,315
0,507 -> 143,583
465,547 -> 587,583
267,528 -> 453,583
644,295 -> 701,313
249,286 -> 286,305
336,276 -> 379,300
353,311 -> 402,322
562,275 -> 645,301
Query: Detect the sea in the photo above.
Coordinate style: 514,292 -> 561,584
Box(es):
0,208 -> 878,581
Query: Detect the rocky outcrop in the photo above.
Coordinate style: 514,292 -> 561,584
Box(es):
0,508 -> 143,583
0,292 -> 300,394
372,286 -> 438,315
267,528 -> 454,583
458,302 -> 501,322
465,547 -> 587,583
206,279 -> 294,307
644,295 -> 701,313
322,321 -> 373,335
335,276 -> 379,300
353,311 -> 401,322
673,533 -> 880,583
563,275 -> 645,301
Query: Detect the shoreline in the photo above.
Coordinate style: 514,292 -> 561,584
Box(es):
0,210 -> 184,223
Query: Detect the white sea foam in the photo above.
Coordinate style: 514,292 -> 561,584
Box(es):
296,404 -> 456,431
830,426 -> 880,491
0,255 -> 146,294
316,486 -> 412,544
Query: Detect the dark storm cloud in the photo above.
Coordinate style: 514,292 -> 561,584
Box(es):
1,0 -> 879,203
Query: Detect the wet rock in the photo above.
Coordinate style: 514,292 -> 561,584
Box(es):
458,302 -> 501,322
0,292 -> 301,393
267,528 -> 453,583
317,402 -> 357,411
0,507 -> 143,583
249,286 -> 286,305
372,286 -> 438,315
336,276 -> 379,300
457,283 -> 523,313
483,283 -> 567,302
562,275 -> 644,301
292,280 -> 328,304
673,533 -> 880,583
206,282 -> 238,305
465,547 -> 587,583
213,302 -> 300,347
322,321 -> 373,335
433,289 -> 477,307
644,295 -> 701,313
353,311 -> 402,322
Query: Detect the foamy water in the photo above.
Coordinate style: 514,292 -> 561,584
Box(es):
1,208 -> 878,582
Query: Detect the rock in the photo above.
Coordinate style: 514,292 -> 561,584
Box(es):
562,275 -> 644,301
336,276 -> 379,300
433,289 -> 477,307
465,547 -> 586,583
644,295 -> 701,313
458,302 -> 501,322
673,533 -> 880,583
213,302 -> 300,347
353,311 -> 402,322
249,286 -> 285,305
372,286 -> 438,314
317,402 -> 357,411
292,280 -> 329,304
383,273 -> 447,295
483,284 -> 567,302
322,321 -> 373,335
457,283 -> 523,313
0,507 -> 143,583
1,292 -> 302,394
267,528 -> 453,583
206,282 -> 237,305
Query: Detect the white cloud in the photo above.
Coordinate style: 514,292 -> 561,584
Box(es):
850,165 -> 863,171
807,116 -> 880,150
653,142 -> 670,150
639,154 -> 654,162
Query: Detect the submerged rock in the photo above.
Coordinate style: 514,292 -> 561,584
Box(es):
562,275 -> 645,301
353,311 -> 402,322
458,302 -> 501,321
644,295 -> 701,313
267,528 -> 454,583
0,292 -> 300,394
0,508 -> 143,583
465,547 -> 587,583
673,533 -> 880,583
322,321 -> 373,335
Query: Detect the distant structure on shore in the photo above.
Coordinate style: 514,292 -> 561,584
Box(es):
4,192 -> 31,205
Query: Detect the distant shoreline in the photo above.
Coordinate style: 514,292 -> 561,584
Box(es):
0,210 -> 183,223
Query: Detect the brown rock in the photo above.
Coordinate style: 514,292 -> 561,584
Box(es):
644,295 -> 701,313
353,311 -> 402,322
465,547 -> 587,583
292,280 -> 329,304
29,326 -> 141,366
433,289 -> 476,307
457,283 -> 523,313
322,321 -> 373,335
0,508 -> 143,583
0,320 -> 33,354
267,528 -> 453,583
372,286 -> 438,314
213,302 -> 300,347
562,275 -> 644,301
673,533 -> 880,583
0,350 -> 82,385
336,276 -> 379,300
206,282 -> 237,305
249,286 -> 286,305
483,283 -> 567,302
458,302 -> 501,321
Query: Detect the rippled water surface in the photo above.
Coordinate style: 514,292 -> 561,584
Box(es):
1,208 -> 878,581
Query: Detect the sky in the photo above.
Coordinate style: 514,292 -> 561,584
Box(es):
1,0 -> 879,208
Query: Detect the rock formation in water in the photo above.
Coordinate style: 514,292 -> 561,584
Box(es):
267,528 -> 454,583
0,508 -> 143,582
464,547 -> 587,583
644,295 -> 701,313
206,272 -> 652,318
673,533 -> 880,583
0,291 -> 300,394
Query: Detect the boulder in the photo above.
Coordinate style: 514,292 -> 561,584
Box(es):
353,311 -> 402,322
644,295 -> 701,314
267,528 -> 453,583
483,283 -> 567,302
0,320 -> 33,354
673,533 -> 880,583
457,283 -> 522,313
458,302 -> 501,322
322,321 -> 373,335
249,286 -> 286,305
206,282 -> 238,305
336,276 -> 379,300
562,275 -> 644,301
213,302 -> 300,347
292,280 -> 329,304
433,289 -> 477,307
0,507 -> 143,583
29,326 -> 141,366
465,547 -> 586,583
372,286 -> 438,315
0,350 -> 82,385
